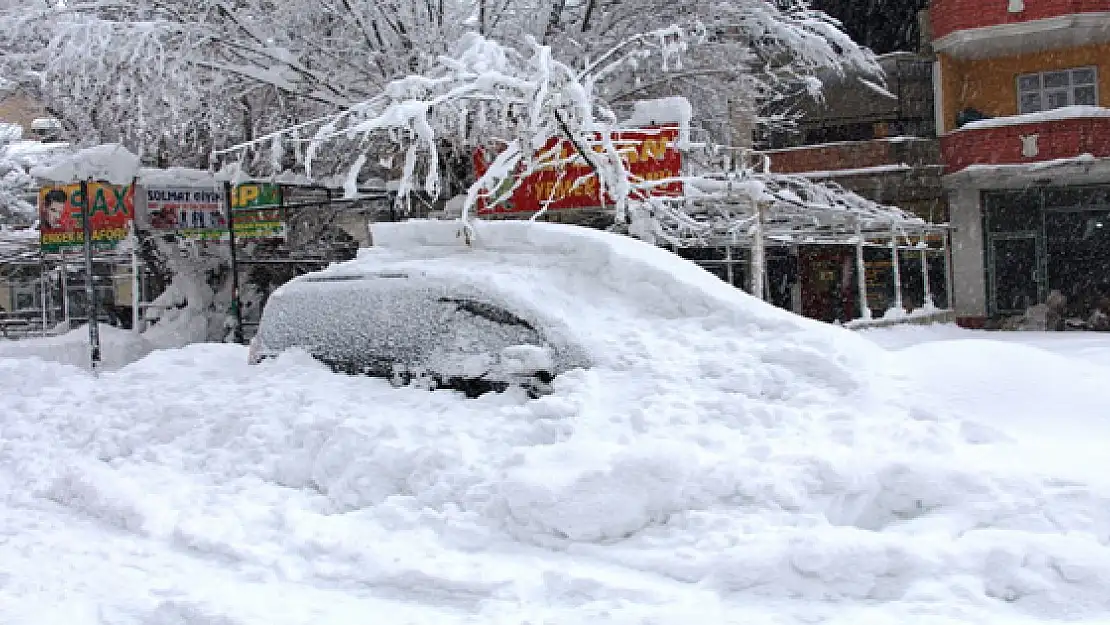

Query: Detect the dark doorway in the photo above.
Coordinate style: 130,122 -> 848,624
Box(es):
1045,209 -> 1110,319
990,234 -> 1040,314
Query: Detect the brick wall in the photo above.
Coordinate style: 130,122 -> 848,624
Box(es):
940,116 -> 1110,172
931,0 -> 1110,40
766,138 -> 940,174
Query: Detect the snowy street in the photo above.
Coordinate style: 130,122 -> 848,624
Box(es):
3,223 -> 1109,625
2,0 -> 1109,619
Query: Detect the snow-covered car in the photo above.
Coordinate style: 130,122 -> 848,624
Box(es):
249,259 -> 590,399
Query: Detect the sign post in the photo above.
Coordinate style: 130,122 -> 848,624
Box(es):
129,222 -> 141,333
855,221 -> 871,321
750,200 -> 766,301
223,181 -> 245,344
39,255 -> 48,337
60,250 -> 70,327
79,179 -> 101,371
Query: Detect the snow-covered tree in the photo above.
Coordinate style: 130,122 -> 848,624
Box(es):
213,26 -> 916,248
0,0 -> 877,156
0,1 -> 905,343
0,124 -> 34,225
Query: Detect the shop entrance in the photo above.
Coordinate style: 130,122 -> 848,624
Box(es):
1045,208 -> 1110,319
989,233 -> 1041,314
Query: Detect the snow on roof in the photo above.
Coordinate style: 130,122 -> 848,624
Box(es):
958,153 -> 1101,175
0,225 -> 39,261
858,78 -> 896,100
30,118 -> 63,130
136,167 -> 220,188
957,106 -> 1110,131
791,163 -> 920,179
353,218 -> 852,359
0,123 -> 22,144
763,135 -> 932,154
624,97 -> 693,137
2,140 -> 73,169
30,143 -> 140,185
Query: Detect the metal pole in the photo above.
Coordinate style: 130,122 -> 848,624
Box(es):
39,255 -> 48,336
920,233 -> 932,309
890,226 -> 903,313
750,201 -> 765,300
855,222 -> 870,320
80,179 -> 101,370
725,244 -> 734,287
223,181 -> 245,344
60,250 -> 70,327
131,231 -> 141,334
942,228 -> 954,311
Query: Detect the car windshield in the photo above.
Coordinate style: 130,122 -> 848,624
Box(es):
257,274 -> 546,378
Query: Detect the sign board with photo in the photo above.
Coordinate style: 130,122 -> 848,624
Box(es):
39,183 -> 136,253
143,183 -> 285,241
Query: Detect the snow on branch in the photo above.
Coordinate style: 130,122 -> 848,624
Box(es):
213,23 -> 915,249
214,27 -> 705,222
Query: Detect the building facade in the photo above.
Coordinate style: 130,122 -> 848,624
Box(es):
761,52 -> 950,323
930,0 -> 1110,327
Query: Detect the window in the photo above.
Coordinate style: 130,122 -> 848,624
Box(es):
12,283 -> 40,311
1017,67 -> 1099,114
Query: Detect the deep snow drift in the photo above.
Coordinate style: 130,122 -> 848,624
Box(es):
1,221 -> 1108,625
0,324 -> 154,370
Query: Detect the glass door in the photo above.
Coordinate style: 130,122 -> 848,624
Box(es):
989,233 -> 1042,314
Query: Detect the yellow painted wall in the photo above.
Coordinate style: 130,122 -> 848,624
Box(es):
938,42 -> 1110,133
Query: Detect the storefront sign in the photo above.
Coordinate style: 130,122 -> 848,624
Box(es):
39,183 -> 135,253
230,183 -> 285,241
145,183 -> 285,241
146,187 -> 226,237
473,127 -> 683,215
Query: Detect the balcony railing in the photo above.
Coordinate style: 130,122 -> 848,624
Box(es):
930,0 -> 1110,41
940,110 -> 1110,173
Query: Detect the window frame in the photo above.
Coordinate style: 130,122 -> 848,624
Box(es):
1016,66 -> 1099,115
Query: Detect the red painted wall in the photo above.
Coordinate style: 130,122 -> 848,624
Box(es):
940,117 -> 1110,172
931,0 -> 1110,41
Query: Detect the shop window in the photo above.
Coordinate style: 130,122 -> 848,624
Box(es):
802,122 -> 875,145
671,245 -> 748,290
675,247 -> 726,262
862,247 -> 895,316
1044,185 -> 1110,210
984,190 -> 1041,233
12,284 -> 39,311
1017,67 -> 1098,114
1045,209 -> 1110,319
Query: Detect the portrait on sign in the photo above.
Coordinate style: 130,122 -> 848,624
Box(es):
37,183 -> 136,253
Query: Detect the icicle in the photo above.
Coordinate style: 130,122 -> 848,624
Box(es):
292,128 -> 304,167
458,108 -> 468,144
343,154 -> 367,199
269,134 -> 283,173
305,120 -> 336,180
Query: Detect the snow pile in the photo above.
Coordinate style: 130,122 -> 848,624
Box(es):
896,338 -> 1110,479
958,105 -> 1110,131
624,96 -> 693,143
140,278 -> 215,348
31,143 -> 140,185
1,139 -> 72,170
864,323 -> 1110,369
137,166 -> 221,188
0,324 -> 153,371
1,221 -> 1109,624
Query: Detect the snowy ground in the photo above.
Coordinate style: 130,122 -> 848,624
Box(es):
2,222 -> 1109,625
